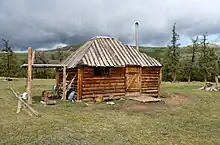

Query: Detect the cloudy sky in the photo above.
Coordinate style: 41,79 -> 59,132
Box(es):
0,0 -> 220,50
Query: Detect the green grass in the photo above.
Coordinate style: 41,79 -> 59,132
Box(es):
0,79 -> 220,145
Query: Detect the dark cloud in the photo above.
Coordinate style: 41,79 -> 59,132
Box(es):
0,0 -> 220,50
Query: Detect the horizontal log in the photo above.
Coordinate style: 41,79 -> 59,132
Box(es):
83,86 -> 125,91
83,83 -> 125,88
142,93 -> 158,97
142,68 -> 160,70
141,75 -> 159,78
83,79 -> 124,84
142,82 -> 158,85
142,71 -> 159,73
142,90 -> 158,93
126,92 -> 140,96
82,89 -> 125,95
125,71 -> 139,74
84,77 -> 125,81
82,93 -> 126,99
142,84 -> 159,87
141,87 -> 158,91
141,80 -> 159,83
142,76 -> 159,78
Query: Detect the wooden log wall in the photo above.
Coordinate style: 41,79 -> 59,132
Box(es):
82,67 -> 125,99
56,68 -> 78,97
141,67 -> 161,97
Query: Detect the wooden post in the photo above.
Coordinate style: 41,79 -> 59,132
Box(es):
62,66 -> 66,101
11,87 -> 41,117
55,68 -> 60,97
77,67 -> 83,100
32,50 -> 35,64
139,67 -> 142,95
158,67 -> 162,97
27,47 -> 32,105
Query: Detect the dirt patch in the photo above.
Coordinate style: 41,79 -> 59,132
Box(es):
123,101 -> 166,112
123,93 -> 193,112
164,94 -> 193,105
124,105 -> 151,111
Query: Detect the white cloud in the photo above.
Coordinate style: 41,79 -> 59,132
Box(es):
35,43 -> 67,51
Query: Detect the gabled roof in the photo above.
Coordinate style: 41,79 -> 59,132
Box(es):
61,37 -> 162,68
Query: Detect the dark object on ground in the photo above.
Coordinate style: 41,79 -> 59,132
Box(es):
41,90 -> 54,102
6,78 -> 12,81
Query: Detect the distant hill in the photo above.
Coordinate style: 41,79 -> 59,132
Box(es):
186,43 -> 220,49
42,44 -> 82,52
3,42 -> 220,68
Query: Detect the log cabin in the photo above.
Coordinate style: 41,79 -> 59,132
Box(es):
56,36 -> 162,101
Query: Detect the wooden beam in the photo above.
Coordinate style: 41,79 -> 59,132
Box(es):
62,66 -> 66,101
158,67 -> 162,97
10,87 -> 41,117
32,50 -> 35,64
139,68 -> 142,94
27,47 -> 32,104
77,68 -> 83,100
55,68 -> 60,97
65,75 -> 76,95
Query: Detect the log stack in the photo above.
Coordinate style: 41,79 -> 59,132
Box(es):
198,83 -> 220,91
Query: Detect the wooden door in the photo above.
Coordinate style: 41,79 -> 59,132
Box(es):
125,67 -> 141,96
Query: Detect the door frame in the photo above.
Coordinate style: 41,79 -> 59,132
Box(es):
125,67 -> 141,96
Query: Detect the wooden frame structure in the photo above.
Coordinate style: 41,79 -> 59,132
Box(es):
23,37 -> 162,103
22,48 -> 68,104
56,36 -> 163,101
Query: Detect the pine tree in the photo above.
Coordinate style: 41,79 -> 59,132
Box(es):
164,23 -> 180,82
187,36 -> 199,82
199,33 -> 217,83
1,39 -> 13,78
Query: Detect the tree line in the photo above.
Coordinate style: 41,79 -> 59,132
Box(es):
0,40 -> 67,79
0,24 -> 219,83
163,23 -> 219,83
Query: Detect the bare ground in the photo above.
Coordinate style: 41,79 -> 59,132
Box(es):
123,93 -> 194,113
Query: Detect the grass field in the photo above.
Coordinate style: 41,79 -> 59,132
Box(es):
0,79 -> 220,145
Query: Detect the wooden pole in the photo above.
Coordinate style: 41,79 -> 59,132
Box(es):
32,50 -> 35,64
10,87 -> 40,117
66,75 -> 76,95
77,68 -> 83,100
62,66 -> 66,101
158,67 -> 163,97
55,68 -> 60,97
27,47 -> 32,104
139,67 -> 142,95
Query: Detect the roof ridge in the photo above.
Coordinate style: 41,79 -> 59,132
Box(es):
90,36 -> 116,40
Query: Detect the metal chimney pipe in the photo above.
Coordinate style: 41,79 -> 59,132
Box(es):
135,21 -> 139,51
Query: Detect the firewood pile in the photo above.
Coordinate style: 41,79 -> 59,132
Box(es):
198,83 -> 220,91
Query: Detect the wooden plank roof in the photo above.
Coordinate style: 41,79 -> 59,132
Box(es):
61,37 -> 162,68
